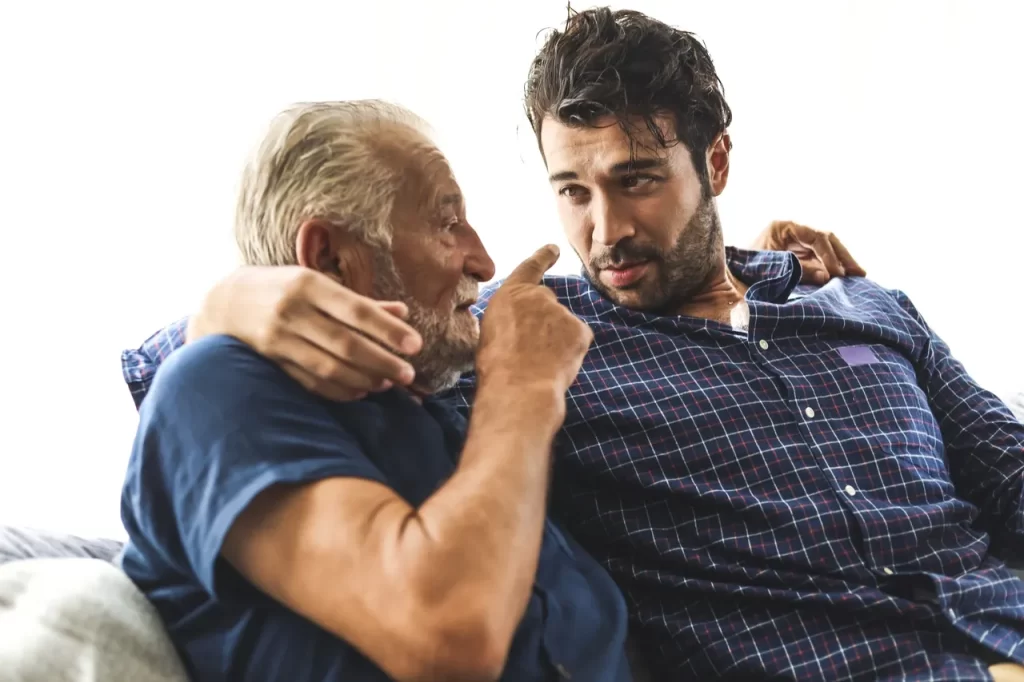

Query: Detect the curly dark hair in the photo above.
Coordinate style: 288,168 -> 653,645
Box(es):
525,7 -> 732,180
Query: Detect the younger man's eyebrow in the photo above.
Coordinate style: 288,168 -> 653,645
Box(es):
548,157 -> 667,183
610,157 -> 667,174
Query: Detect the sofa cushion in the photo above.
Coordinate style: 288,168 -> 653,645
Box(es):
0,526 -> 123,566
0,558 -> 187,682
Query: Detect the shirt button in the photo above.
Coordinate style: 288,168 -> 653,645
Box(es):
883,567 -> 894,576
948,608 -> 957,621
844,485 -> 857,496
758,339 -> 769,350
554,663 -> 572,679
804,407 -> 816,418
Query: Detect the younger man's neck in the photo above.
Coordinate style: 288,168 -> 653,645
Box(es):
674,255 -> 748,325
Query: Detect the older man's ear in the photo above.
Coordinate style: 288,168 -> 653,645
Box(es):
184,219 -> 422,400
294,219 -> 373,292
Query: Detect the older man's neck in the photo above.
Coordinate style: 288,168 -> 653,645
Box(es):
674,256 -> 749,325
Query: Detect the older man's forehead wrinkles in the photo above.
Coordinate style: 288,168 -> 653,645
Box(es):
401,142 -> 458,210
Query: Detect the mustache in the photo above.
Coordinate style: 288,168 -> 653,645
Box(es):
455,279 -> 479,305
590,240 -> 664,270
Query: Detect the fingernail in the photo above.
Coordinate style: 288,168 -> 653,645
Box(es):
377,380 -> 393,392
401,335 -> 421,354
838,265 -> 847,277
399,365 -> 415,384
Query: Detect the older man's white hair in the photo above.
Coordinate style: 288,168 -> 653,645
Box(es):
235,100 -> 433,266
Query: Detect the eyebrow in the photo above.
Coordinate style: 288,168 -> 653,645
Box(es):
438,192 -> 462,207
423,191 -> 463,213
548,157 -> 668,183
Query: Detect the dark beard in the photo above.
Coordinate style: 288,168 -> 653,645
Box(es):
585,197 -> 724,314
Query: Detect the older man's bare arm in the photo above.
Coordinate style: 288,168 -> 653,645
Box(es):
219,246 -> 592,682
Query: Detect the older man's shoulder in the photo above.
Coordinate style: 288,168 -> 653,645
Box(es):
141,335 -> 299,422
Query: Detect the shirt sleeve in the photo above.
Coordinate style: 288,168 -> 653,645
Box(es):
891,290 -> 1024,562
122,334 -> 388,598
121,317 -> 190,409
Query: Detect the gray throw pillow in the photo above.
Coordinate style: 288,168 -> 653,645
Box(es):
0,526 -> 123,566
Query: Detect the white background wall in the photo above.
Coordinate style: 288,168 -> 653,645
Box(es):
0,0 -> 1021,539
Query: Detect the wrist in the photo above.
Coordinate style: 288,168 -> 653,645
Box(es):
473,377 -> 566,436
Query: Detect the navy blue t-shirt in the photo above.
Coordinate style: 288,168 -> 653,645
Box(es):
120,335 -> 632,682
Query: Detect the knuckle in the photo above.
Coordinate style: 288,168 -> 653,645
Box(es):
282,269 -> 313,300
323,362 -> 350,383
254,318 -> 284,350
347,300 -> 373,325
311,359 -> 335,381
271,291 -> 298,322
333,334 -> 356,359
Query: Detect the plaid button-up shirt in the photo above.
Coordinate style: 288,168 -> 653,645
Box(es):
122,249 -> 1024,680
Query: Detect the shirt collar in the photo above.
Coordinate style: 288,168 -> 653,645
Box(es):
725,247 -> 803,303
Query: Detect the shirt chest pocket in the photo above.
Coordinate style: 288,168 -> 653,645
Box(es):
816,345 -> 947,477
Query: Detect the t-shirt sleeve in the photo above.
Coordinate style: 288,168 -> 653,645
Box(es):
122,334 -> 388,597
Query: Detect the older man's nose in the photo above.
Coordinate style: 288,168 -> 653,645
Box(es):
472,254 -> 496,282
464,239 -> 496,282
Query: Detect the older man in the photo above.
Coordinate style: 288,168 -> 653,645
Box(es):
120,101 -> 634,682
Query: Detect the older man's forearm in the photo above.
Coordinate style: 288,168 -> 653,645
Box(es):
403,382 -> 563,667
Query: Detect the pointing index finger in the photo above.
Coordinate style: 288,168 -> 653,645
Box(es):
504,244 -> 560,285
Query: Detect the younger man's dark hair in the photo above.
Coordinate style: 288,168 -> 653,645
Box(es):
524,7 -> 732,181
